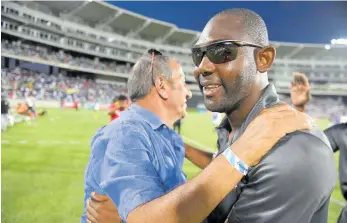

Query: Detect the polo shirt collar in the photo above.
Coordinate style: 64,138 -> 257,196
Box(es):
131,104 -> 165,129
217,84 -> 281,143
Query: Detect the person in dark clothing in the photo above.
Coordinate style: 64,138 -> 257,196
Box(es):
185,72 -> 347,222
185,9 -> 335,223
173,119 -> 182,134
1,97 -> 10,131
186,85 -> 335,223
290,72 -> 347,223
324,123 -> 347,152
324,123 -> 347,223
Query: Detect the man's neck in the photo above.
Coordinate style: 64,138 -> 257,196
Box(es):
134,95 -> 176,128
226,83 -> 268,131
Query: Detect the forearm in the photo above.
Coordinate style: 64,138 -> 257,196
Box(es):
185,143 -> 214,169
293,104 -> 306,112
128,155 -> 242,223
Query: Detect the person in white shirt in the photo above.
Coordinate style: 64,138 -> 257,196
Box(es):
25,94 -> 36,118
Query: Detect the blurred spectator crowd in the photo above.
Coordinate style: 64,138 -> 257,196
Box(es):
1,67 -> 127,104
2,39 -> 346,121
279,94 -> 347,122
1,39 -> 133,74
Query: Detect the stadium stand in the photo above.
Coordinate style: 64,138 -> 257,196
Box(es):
1,67 -> 127,104
279,94 -> 347,122
1,39 -> 132,74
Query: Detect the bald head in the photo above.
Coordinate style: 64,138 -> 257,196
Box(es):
209,8 -> 269,46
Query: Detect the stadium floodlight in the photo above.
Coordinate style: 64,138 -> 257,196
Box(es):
108,38 -> 114,42
325,45 -> 331,50
331,38 -> 347,46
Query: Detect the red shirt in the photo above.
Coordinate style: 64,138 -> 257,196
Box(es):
109,104 -> 120,122
109,101 -> 128,122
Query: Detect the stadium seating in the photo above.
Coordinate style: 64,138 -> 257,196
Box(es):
1,39 -> 133,74
1,67 -> 127,104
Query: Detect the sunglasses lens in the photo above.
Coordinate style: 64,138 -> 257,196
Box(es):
192,48 -> 204,67
207,43 -> 238,64
191,42 -> 239,66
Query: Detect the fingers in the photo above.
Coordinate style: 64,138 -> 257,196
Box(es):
259,104 -> 293,116
258,104 -> 312,133
292,72 -> 309,86
291,84 -> 309,94
87,199 -> 99,223
276,110 -> 313,133
88,197 -> 100,210
284,112 -> 312,132
87,212 -> 98,223
92,192 -> 110,202
236,103 -> 313,166
86,198 -> 121,223
297,84 -> 309,92
90,193 -> 118,212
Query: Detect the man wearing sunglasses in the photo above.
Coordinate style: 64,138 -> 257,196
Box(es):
186,8 -> 336,223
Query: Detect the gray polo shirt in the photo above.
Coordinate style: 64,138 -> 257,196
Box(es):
207,84 -> 337,223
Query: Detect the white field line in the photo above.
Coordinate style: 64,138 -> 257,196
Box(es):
2,140 -> 82,145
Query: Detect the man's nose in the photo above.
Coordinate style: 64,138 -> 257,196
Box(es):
186,85 -> 192,99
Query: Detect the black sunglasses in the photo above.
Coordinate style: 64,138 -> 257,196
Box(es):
148,49 -> 163,85
191,40 -> 264,67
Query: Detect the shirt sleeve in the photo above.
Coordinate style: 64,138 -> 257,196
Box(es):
227,132 -> 337,223
98,122 -> 165,221
324,124 -> 347,199
339,138 -> 347,200
324,125 -> 339,152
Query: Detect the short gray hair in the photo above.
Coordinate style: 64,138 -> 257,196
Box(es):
127,52 -> 172,101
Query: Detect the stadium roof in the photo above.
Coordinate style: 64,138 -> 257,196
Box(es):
17,1 -> 347,61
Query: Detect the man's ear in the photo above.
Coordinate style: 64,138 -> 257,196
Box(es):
154,76 -> 169,100
255,45 -> 276,73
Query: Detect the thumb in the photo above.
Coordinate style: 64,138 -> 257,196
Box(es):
91,192 -> 110,202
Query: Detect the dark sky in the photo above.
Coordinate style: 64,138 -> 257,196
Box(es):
106,1 -> 347,44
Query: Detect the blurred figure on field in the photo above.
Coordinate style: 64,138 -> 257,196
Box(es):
1,96 -> 10,131
108,94 -> 129,122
